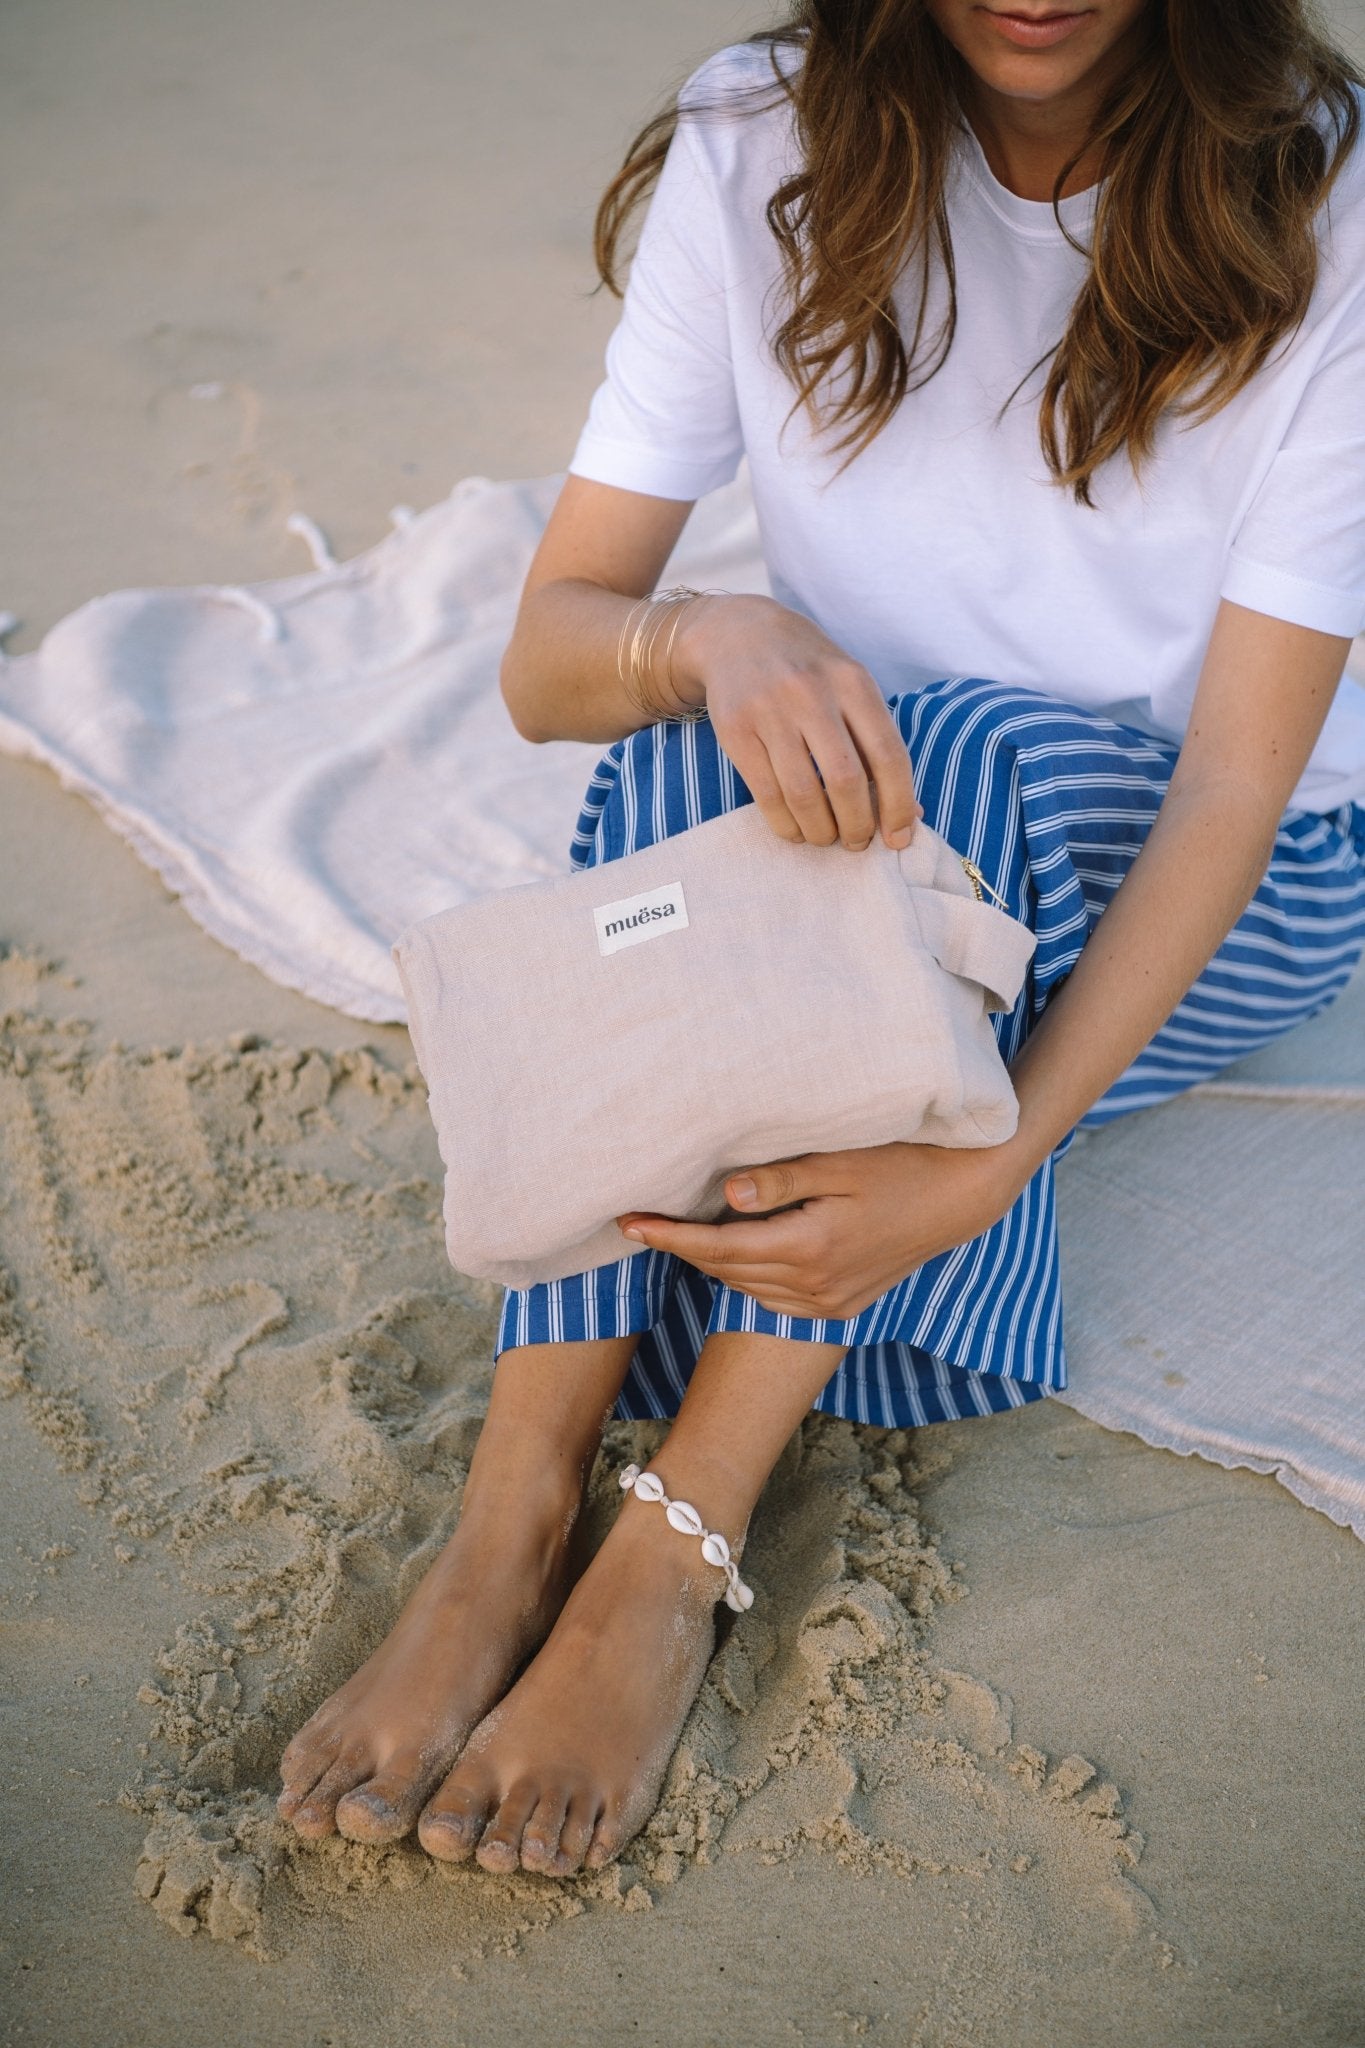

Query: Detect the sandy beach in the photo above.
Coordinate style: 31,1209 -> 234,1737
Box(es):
3,3 -> 1365,2043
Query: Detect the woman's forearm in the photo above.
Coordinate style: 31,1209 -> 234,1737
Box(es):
500,479 -> 702,744
1000,774 -> 1279,1181
501,578 -> 685,745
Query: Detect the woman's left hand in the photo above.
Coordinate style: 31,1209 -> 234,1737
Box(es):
618,1141 -> 1029,1321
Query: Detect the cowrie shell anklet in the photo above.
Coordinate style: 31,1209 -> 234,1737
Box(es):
618,1463 -> 755,1612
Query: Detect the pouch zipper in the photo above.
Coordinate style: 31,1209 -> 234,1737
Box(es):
960,856 -> 1011,912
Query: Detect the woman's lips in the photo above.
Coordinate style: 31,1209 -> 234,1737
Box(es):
982,9 -> 1093,48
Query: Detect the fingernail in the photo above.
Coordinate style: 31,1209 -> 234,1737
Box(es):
622,1225 -> 645,1241
888,826 -> 913,849
730,1177 -> 758,1206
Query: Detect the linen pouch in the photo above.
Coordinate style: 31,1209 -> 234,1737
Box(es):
394,804 -> 1037,1289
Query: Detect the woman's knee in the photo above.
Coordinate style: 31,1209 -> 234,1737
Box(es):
603,684 -> 1045,862
599,716 -> 751,858
893,679 -> 1039,847
894,677 -> 1045,775
601,679 -> 1089,866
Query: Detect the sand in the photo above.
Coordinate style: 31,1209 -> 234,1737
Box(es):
3,2 -> 1365,2044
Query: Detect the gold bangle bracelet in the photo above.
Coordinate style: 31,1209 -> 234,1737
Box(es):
620,585 -> 726,725
615,594 -> 654,690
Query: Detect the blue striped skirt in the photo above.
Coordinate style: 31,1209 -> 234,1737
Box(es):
497,678 -> 1365,1427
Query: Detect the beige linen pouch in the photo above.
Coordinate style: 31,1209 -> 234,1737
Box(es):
394,803 -> 1036,1289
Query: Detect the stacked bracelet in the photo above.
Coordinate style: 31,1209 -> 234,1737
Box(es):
615,586 -> 721,725
618,1462 -> 755,1612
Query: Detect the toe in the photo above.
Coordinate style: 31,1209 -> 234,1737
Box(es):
274,1728 -> 335,1794
584,1809 -> 628,1872
518,1789 -> 571,1874
334,1762 -> 434,1846
475,1780 -> 541,1874
418,1772 -> 496,1864
548,1792 -> 601,1876
280,1718 -> 335,1781
277,1730 -> 339,1814
287,1755 -> 371,1839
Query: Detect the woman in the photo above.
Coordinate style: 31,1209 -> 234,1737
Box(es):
277,0 -> 1365,1876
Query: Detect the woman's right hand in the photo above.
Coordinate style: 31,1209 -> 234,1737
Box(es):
670,593 -> 921,852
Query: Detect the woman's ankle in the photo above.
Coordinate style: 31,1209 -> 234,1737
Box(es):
456,1437 -> 591,1559
639,1447 -> 759,1552
466,1335 -> 640,1520
637,1332 -> 847,1542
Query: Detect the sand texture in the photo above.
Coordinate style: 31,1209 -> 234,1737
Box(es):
4,1 -> 1365,2043
2,951 -> 1149,1962
4,906 -> 1364,2045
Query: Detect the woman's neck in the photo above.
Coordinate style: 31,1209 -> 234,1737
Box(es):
963,85 -> 1108,200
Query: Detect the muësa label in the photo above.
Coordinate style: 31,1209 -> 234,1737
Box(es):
594,881 -> 689,957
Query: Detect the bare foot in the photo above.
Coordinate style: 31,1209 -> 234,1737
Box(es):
276,1475 -> 582,1845
415,1485 -> 729,1876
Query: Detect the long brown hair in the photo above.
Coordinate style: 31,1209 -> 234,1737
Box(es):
595,2 -> 1361,503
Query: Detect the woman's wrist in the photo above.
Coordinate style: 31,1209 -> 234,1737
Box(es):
616,589 -> 707,722
669,591 -> 786,710
961,1130 -> 1039,1222
661,593 -> 722,713
995,1061 -> 1074,1184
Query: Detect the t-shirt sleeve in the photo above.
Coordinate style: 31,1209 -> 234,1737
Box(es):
1221,307 -> 1365,638
569,110 -> 744,502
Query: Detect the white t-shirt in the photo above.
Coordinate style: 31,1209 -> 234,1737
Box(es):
570,43 -> 1365,811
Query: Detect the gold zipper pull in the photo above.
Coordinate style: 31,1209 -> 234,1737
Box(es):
960,856 -> 1011,912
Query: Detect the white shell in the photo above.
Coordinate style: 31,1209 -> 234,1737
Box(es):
700,1531 -> 731,1568
618,1464 -> 641,1491
665,1499 -> 704,1537
732,1579 -> 755,1611
633,1471 -> 666,1503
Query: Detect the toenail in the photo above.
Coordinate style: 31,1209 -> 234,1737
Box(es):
425,1813 -> 470,1841
352,1791 -> 394,1818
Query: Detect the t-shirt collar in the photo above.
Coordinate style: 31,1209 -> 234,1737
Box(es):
954,119 -> 1101,240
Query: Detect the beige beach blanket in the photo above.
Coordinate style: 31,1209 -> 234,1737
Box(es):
0,472 -> 770,1022
0,472 -> 1361,1535
1058,1044 -> 1365,1538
